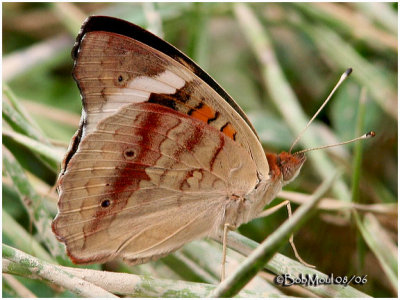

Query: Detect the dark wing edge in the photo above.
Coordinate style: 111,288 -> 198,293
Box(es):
71,15 -> 258,138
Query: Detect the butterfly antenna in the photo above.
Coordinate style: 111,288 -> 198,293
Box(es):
289,68 -> 353,153
293,131 -> 375,155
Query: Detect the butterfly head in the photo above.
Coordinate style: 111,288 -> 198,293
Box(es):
266,152 -> 306,185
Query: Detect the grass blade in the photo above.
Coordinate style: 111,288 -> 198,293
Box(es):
3,94 -> 47,145
3,210 -> 55,264
233,3 -> 350,201
2,274 -> 37,298
354,2 -> 397,34
3,84 -> 44,136
210,170 -> 338,297
51,2 -> 86,36
354,213 -> 398,294
3,129 -> 63,167
3,245 -> 117,298
351,87 -> 368,203
180,240 -> 284,295
3,148 -> 69,264
299,23 -> 397,120
3,245 -> 274,298
227,232 -> 371,297
293,3 -> 397,52
3,34 -> 72,82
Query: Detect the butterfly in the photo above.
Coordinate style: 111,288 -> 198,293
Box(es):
52,16 -> 306,265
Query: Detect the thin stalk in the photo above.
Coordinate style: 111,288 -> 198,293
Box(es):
3,245 -> 117,298
209,171 -> 338,297
3,246 -> 274,298
351,88 -> 368,272
351,87 -> 367,203
226,232 -> 371,297
279,190 -> 397,215
181,240 -> 284,295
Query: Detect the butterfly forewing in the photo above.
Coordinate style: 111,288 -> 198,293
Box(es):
72,16 -> 257,136
72,29 -> 268,175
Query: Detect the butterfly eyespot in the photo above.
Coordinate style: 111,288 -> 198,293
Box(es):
124,149 -> 136,160
115,73 -> 130,87
101,199 -> 111,208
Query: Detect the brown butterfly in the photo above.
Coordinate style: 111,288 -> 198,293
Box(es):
52,16 -> 306,265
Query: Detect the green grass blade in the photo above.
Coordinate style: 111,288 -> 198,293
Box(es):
351,87 -> 368,203
210,170 -> 338,297
51,2 -> 86,36
354,3 -> 397,34
3,95 -> 47,145
299,23 -> 397,120
354,213 -> 398,294
233,3 -> 350,202
3,129 -> 63,167
3,85 -> 45,136
3,210 -> 55,264
142,2 -> 163,37
3,245 -> 275,298
3,35 -> 72,83
180,240 -> 284,295
2,274 -> 37,298
227,232 -> 371,297
3,148 -> 69,265
351,88 -> 368,271
3,245 -> 118,298
293,3 -> 397,52
184,2 -> 209,67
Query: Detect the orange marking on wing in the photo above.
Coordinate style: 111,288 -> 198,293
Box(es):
191,104 -> 216,123
221,123 -> 236,140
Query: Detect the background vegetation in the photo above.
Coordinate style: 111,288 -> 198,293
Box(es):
3,2 -> 397,297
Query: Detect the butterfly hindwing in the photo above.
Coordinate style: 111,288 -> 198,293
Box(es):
53,102 -> 259,263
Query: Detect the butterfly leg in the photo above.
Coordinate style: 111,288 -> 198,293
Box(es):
257,199 -> 291,219
221,223 -> 235,281
257,200 -> 315,268
285,201 -> 315,268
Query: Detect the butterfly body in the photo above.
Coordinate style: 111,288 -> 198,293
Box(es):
52,16 -> 305,264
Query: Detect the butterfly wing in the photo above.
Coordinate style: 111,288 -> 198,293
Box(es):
52,16 -> 270,264
53,102 -> 258,263
71,16 -> 257,140
68,16 -> 269,176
